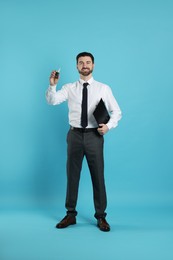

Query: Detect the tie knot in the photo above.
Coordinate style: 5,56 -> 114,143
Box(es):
83,82 -> 89,88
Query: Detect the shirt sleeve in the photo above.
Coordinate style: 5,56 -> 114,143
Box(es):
45,84 -> 68,105
105,86 -> 122,129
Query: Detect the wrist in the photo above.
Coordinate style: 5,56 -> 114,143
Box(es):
50,82 -> 57,86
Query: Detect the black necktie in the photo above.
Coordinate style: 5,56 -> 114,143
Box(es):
81,82 -> 89,128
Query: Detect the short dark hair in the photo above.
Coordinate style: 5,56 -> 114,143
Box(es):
76,52 -> 94,64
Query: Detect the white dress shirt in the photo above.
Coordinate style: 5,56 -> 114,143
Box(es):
46,77 -> 122,129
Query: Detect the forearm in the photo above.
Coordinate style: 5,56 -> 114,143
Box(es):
106,109 -> 122,129
105,86 -> 122,130
46,85 -> 68,105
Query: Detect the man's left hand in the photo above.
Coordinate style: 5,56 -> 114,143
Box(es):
97,124 -> 109,135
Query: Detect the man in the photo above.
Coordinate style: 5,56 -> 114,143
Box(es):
46,52 -> 122,232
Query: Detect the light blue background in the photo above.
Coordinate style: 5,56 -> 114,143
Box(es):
0,0 -> 173,259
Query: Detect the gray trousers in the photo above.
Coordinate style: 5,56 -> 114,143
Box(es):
65,128 -> 107,219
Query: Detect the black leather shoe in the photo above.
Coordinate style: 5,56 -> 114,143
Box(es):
97,218 -> 110,232
56,215 -> 76,229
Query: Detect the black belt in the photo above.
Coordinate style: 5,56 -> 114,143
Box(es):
70,126 -> 97,133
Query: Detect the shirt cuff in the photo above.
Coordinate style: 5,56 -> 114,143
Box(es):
106,121 -> 117,130
49,85 -> 57,90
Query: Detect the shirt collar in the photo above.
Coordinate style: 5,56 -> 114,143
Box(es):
79,77 -> 94,86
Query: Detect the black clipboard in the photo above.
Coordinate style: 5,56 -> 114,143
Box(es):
93,98 -> 110,125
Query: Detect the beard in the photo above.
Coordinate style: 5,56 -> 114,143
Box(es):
78,68 -> 93,76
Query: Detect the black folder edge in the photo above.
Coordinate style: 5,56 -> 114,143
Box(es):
93,98 -> 110,125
